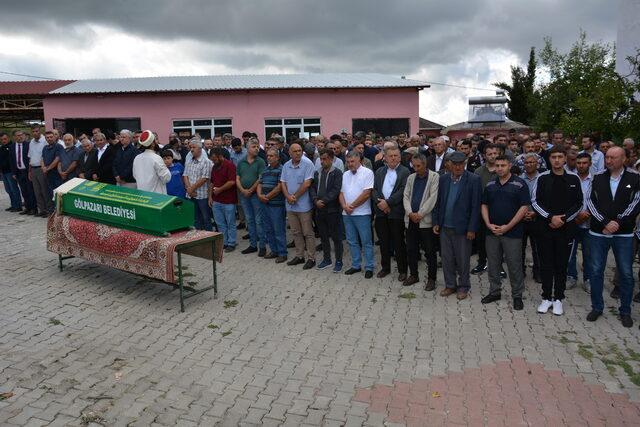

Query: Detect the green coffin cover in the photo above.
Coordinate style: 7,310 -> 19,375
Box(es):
55,178 -> 194,236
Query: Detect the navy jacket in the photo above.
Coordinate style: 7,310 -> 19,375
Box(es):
432,171 -> 482,234
112,143 -> 138,183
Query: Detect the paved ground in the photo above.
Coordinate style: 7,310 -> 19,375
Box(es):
2,193 -> 640,426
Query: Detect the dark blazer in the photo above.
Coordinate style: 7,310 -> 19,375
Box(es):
587,169 -> 640,235
371,164 -> 410,219
76,149 -> 96,179
9,140 -> 30,173
432,171 -> 482,234
112,143 -> 137,183
94,144 -> 117,184
427,153 -> 447,174
309,166 -> 343,214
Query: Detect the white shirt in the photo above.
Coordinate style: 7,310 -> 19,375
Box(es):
381,166 -> 398,199
97,145 -> 107,162
27,137 -> 46,166
610,174 -> 622,198
435,153 -> 445,172
341,165 -> 374,216
132,150 -> 171,194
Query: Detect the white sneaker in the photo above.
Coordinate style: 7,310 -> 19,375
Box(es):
552,300 -> 564,316
537,299 -> 553,313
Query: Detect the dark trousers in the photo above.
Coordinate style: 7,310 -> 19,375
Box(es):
406,222 -> 437,280
375,216 -> 407,274
537,226 -> 573,301
15,169 -> 35,211
475,222 -> 487,266
521,220 -> 540,274
316,210 -> 343,263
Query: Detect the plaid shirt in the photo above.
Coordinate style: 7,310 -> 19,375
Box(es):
184,154 -> 212,199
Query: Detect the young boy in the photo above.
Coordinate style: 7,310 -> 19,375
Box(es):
162,150 -> 186,198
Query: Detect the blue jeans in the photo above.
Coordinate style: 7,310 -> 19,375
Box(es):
343,214 -> 374,271
2,172 -> 22,209
240,193 -> 265,249
590,234 -> 635,315
568,227 -> 591,281
192,198 -> 212,231
212,202 -> 237,246
262,204 -> 287,256
45,173 -> 62,213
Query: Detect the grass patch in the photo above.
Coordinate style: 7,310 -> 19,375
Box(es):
577,344 -> 594,360
398,292 -> 416,300
207,324 -> 219,330
371,297 -> 377,303
48,318 -> 62,326
224,300 -> 238,308
221,330 -> 232,337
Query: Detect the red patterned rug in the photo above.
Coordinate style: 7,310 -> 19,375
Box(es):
47,214 -> 222,284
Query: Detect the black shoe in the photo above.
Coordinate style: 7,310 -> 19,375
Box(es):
471,264 -> 487,274
19,209 -> 30,215
286,257 -> 305,266
344,267 -> 362,275
40,212 -> 50,217
533,271 -> 542,284
634,292 -> 640,303
263,252 -> 278,259
424,278 -> 436,291
315,243 -> 323,251
241,246 -> 257,254
621,315 -> 633,328
4,207 -> 12,211
287,241 -> 295,248
242,233 -> 250,240
610,286 -> 620,299
275,256 -> 287,263
302,260 -> 316,270
481,294 -> 501,304
27,210 -> 37,215
586,310 -> 602,322
237,222 -> 246,229
513,298 -> 524,311
258,248 -> 266,257
364,270 -> 373,279
224,245 -> 236,253
500,270 -> 507,279
376,270 -> 390,279
9,207 -> 21,212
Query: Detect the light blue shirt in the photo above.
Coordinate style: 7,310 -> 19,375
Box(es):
28,137 -> 47,166
580,149 -> 605,175
280,156 -> 315,212
229,147 -> 246,167
610,174 -> 622,198
381,166 -> 398,199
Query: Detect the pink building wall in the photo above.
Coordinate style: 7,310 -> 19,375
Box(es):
43,88 -> 420,142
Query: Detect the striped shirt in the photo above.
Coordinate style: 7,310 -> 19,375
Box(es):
260,164 -> 284,206
184,153 -> 212,199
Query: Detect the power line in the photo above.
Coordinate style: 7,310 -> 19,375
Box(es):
0,70 -> 57,80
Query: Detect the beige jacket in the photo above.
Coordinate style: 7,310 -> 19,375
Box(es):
403,170 -> 440,228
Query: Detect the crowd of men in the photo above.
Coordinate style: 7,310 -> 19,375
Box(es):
2,125 -> 640,328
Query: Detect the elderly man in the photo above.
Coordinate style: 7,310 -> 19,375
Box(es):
184,139 -> 213,231
113,130 -> 138,188
281,141 -> 316,268
372,144 -> 410,280
90,132 -> 117,184
403,153 -> 440,289
427,137 -> 447,174
132,131 -> 171,194
57,133 -> 82,182
77,139 -> 95,179
515,140 -> 547,173
340,151 -> 375,278
257,148 -> 287,262
433,151 -> 482,299
586,146 -> 640,328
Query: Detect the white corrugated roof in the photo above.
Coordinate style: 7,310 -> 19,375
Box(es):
50,73 -> 428,94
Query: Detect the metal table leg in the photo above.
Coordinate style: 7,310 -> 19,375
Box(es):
177,250 -> 185,312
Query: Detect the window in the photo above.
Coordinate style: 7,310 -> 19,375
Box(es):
352,118 -> 409,137
172,118 -> 232,139
264,117 -> 321,142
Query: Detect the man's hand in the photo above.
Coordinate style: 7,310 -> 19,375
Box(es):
409,212 -> 422,224
575,210 -> 590,225
343,205 -> 354,215
258,194 -> 269,203
208,197 -> 213,207
315,200 -> 326,209
28,170 -> 32,181
60,171 -> 67,180
115,176 -> 122,184
433,225 -> 440,235
523,211 -> 535,221
466,231 -> 476,240
11,174 -> 17,181
603,220 -> 619,235
488,224 -> 502,235
286,194 -> 297,204
550,215 -> 565,229
212,187 -> 221,196
377,199 -> 390,214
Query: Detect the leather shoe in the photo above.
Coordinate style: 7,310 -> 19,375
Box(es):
513,297 -> 524,310
424,278 -> 436,291
19,209 -> 30,215
402,275 -> 419,287
621,314 -> 633,328
397,273 -> 407,282
440,288 -> 456,297
611,286 -> 620,299
471,263 -> 487,274
263,252 -> 278,259
586,310 -> 602,322
302,259 -> 316,270
344,267 -> 362,275
241,246 -> 257,254
275,256 -> 287,263
481,294 -> 501,304
376,270 -> 389,279
364,270 -> 373,279
457,290 -> 469,300
286,256 -> 305,266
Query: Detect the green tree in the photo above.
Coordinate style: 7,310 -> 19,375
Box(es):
494,47 -> 537,125
533,31 -> 635,140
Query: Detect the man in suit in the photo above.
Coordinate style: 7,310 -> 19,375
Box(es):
310,148 -> 344,272
91,132 -> 117,184
433,151 -> 482,300
9,130 -> 36,215
0,132 -> 22,212
427,137 -> 448,174
371,144 -> 410,281
403,153 -> 440,289
77,139 -> 96,179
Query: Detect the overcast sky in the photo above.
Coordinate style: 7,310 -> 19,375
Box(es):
0,0 -> 618,126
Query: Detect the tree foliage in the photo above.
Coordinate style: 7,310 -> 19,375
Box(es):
494,47 -> 537,125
